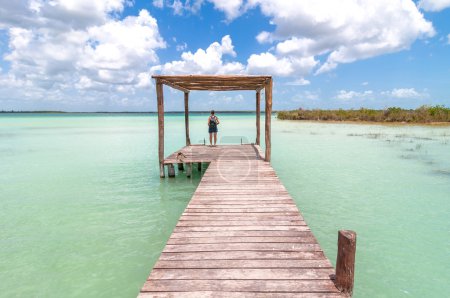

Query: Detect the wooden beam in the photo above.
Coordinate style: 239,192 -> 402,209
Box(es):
264,78 -> 272,162
335,230 -> 357,296
256,91 -> 261,145
156,80 -> 165,178
160,79 -> 190,93
184,92 -> 191,146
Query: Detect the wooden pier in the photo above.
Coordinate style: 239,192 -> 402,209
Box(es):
139,145 -> 355,297
140,75 -> 356,297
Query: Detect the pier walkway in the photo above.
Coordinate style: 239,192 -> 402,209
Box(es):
139,145 -> 345,297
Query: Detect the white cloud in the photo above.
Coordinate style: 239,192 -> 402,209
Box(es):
383,88 -> 427,99
285,78 -> 311,86
151,0 -> 244,20
247,52 -> 318,77
418,0 -> 450,11
336,90 -> 373,100
152,0 -> 164,9
0,3 -> 165,107
176,42 -> 188,51
247,0 -> 434,75
208,0 -> 245,20
152,35 -> 244,74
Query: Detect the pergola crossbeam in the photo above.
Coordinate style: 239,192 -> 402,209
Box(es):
160,79 -> 190,93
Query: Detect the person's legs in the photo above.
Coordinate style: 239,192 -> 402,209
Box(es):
213,132 -> 217,145
209,133 -> 212,145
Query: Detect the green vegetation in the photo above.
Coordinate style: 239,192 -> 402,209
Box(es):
277,105 -> 450,123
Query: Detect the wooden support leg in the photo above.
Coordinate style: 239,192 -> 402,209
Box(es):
168,164 -> 175,177
186,163 -> 192,178
159,163 -> 165,178
178,163 -> 184,171
335,230 -> 357,296
197,162 -> 202,172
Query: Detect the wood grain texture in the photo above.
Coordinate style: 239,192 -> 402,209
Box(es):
139,144 -> 342,297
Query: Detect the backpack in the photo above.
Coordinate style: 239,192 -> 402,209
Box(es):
209,116 -> 217,128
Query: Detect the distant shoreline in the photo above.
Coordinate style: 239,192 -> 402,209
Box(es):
0,111 -> 263,114
277,106 -> 450,125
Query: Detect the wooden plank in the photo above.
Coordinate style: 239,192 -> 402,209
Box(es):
167,236 -> 317,244
159,251 -> 327,261
173,226 -> 311,232
139,292 -> 344,298
163,243 -> 322,252
154,259 -> 333,269
176,221 -> 306,227
170,230 -> 314,238
141,280 -> 341,293
149,268 -> 335,280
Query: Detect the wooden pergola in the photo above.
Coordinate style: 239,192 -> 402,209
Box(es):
153,75 -> 273,178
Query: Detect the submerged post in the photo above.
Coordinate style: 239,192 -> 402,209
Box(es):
156,80 -> 165,178
256,91 -> 261,145
264,78 -> 272,162
335,230 -> 357,296
184,92 -> 191,146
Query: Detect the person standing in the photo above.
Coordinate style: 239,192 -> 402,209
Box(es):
208,110 -> 220,146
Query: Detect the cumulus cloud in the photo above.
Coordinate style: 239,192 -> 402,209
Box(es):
418,0 -> 450,11
336,90 -> 374,100
0,1 -> 165,107
383,88 -> 428,99
152,35 -> 244,74
151,0 -> 244,19
247,0 -> 434,75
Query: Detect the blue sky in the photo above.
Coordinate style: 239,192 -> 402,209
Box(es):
0,0 -> 449,112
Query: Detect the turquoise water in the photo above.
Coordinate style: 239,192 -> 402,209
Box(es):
0,113 -> 449,297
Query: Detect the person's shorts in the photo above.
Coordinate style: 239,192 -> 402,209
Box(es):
208,126 -> 218,133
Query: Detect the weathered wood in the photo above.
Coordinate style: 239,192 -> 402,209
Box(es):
141,280 -> 341,293
167,164 -> 175,177
149,268 -> 335,280
159,250 -> 326,261
335,230 -> 357,296
184,92 -> 191,146
154,259 -> 333,269
256,91 -> 261,145
186,163 -> 192,178
160,79 -> 190,93
156,80 -> 165,178
178,163 -> 184,171
265,78 -> 272,162
141,143 -> 343,297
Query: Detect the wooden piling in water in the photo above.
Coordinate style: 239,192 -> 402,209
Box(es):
167,164 -> 175,177
335,230 -> 357,296
186,163 -> 192,177
178,163 -> 184,171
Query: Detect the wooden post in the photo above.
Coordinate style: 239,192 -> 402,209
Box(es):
178,163 -> 184,171
184,92 -> 191,146
256,91 -> 261,145
197,162 -> 202,172
264,78 -> 272,162
186,163 -> 192,178
156,80 -> 165,178
167,164 -> 175,177
335,230 -> 357,296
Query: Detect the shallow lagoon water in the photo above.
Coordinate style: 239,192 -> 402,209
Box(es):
0,113 -> 449,297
